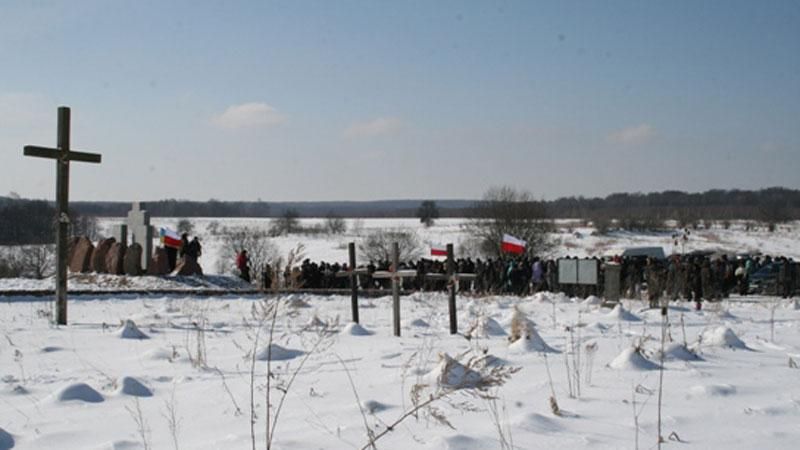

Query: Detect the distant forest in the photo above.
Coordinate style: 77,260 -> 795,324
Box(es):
1,187 -> 797,221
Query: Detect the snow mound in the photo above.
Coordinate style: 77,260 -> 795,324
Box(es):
4,384 -> 28,396
532,292 -> 551,303
407,318 -> 430,328
789,299 -> 800,310
688,384 -> 737,398
306,314 -> 326,328
426,435 -> 488,450
361,399 -> 391,413
584,321 -> 609,332
582,295 -> 603,306
608,347 -> 660,370
699,326 -> 749,350
509,327 -> 558,353
606,304 -> 641,321
286,296 -> 311,308
716,309 -> 738,321
115,320 -> 149,339
0,427 -> 13,450
426,353 -> 482,389
255,344 -> 304,361
466,315 -> 507,338
342,322 -> 373,336
54,382 -> 104,403
513,412 -> 564,433
657,343 -> 702,361
115,376 -> 153,397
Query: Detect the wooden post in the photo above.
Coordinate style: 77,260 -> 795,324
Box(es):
392,242 -> 401,337
349,242 -> 359,323
446,243 -> 457,335
55,107 -> 70,325
23,106 -> 102,325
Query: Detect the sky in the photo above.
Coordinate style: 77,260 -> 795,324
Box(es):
1,0 -> 798,202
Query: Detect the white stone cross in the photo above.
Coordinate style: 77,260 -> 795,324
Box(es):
125,202 -> 154,271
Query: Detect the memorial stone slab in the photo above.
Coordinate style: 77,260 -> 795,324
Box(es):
68,236 -> 94,273
147,247 -> 171,276
126,203 -> 153,272
106,242 -> 126,275
91,237 -> 115,273
123,243 -> 143,276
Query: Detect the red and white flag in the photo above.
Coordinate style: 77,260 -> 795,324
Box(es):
160,228 -> 182,249
501,234 -> 526,255
430,243 -> 448,257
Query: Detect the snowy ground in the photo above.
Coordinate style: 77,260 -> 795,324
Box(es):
2,292 -> 799,449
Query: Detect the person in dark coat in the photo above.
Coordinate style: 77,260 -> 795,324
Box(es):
186,237 -> 202,261
237,250 -> 251,283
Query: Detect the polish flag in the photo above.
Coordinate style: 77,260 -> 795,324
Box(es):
501,234 -> 526,255
160,228 -> 182,249
431,243 -> 448,257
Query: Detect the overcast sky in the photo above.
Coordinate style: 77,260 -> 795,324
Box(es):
1,0 -> 798,202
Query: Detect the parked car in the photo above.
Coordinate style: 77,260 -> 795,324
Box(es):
748,262 -> 797,295
621,247 -> 666,260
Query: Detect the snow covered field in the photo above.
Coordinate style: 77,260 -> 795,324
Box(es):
2,292 -> 799,449
106,217 -> 800,273
1,218 -> 799,449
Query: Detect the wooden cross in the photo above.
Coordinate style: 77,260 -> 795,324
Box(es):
334,242 -> 370,323
371,242 -> 418,337
424,244 -> 476,334
23,107 -> 102,325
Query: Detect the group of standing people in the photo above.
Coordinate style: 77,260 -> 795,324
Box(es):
232,249 -> 798,306
639,254 -> 797,308
164,233 -> 202,272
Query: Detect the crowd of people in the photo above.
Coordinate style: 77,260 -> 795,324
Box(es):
234,250 -> 798,303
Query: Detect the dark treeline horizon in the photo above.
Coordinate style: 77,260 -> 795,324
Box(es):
1,187 -> 799,221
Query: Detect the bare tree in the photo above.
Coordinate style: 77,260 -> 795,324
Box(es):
324,212 -> 347,234
359,228 -> 422,262
220,226 -> 278,277
71,212 -> 100,240
464,186 -> 553,257
20,244 -> 55,279
176,218 -> 194,235
270,209 -> 300,236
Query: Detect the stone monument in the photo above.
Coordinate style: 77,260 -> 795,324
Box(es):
125,202 -> 153,272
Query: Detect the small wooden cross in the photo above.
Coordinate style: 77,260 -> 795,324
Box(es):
371,242 -> 418,337
23,107 -> 102,325
334,242 -> 370,323
424,244 -> 476,334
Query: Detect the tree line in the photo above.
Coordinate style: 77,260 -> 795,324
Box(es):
1,187 -> 798,246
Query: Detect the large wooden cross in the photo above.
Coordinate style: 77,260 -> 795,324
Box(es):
23,107 -> 102,325
424,243 -> 476,334
372,242 -> 418,337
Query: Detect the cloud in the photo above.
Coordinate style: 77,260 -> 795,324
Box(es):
343,117 -> 403,139
212,102 -> 286,130
607,124 -> 655,145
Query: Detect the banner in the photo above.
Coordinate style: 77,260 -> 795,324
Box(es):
501,234 -> 526,255
160,228 -> 182,249
431,243 -> 448,257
